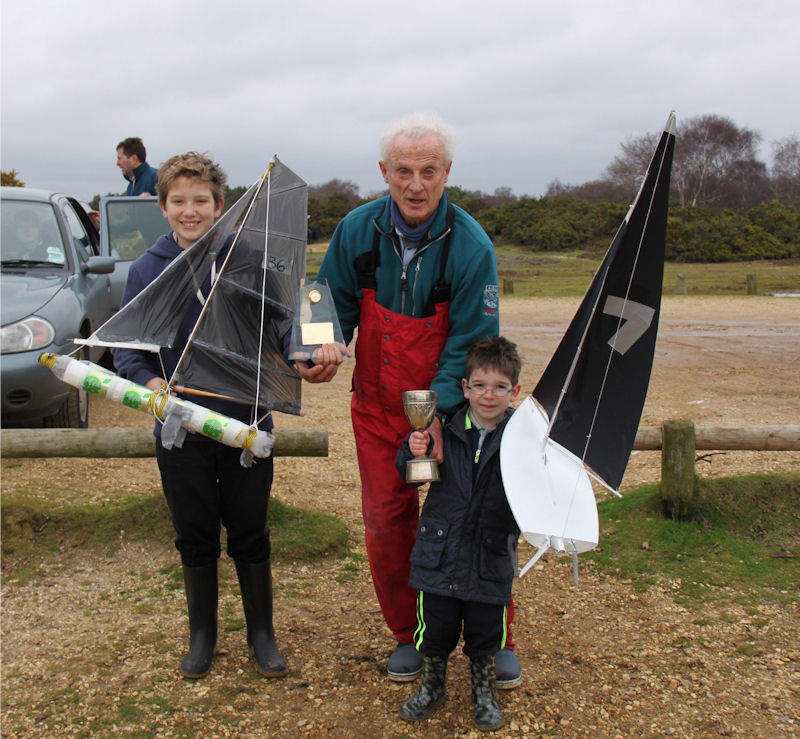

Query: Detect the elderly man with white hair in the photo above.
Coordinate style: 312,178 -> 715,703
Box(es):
297,112 -> 520,688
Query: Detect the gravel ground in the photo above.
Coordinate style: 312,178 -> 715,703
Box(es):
2,296 -> 799,737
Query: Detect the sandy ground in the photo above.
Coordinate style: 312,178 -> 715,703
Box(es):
1,295 -> 799,737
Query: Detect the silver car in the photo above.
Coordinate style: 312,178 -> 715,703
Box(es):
98,194 -> 165,310
1,187 -> 116,427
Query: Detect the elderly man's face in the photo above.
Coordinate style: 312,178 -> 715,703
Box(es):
379,132 -> 452,227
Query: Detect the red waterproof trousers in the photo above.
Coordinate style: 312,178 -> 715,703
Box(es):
351,288 -> 514,646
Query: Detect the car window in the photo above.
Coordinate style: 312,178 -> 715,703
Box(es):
104,199 -> 165,260
0,200 -> 66,266
63,201 -> 98,259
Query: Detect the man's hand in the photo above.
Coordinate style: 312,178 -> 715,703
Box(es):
428,416 -> 444,463
294,342 -> 348,384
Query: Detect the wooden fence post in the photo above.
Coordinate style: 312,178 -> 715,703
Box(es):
676,274 -> 687,295
503,278 -> 514,294
660,419 -> 698,519
746,274 -> 758,295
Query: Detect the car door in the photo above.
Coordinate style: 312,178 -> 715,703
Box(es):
57,197 -> 115,352
99,195 -> 164,310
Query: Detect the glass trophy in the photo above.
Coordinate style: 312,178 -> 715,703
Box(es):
288,280 -> 344,361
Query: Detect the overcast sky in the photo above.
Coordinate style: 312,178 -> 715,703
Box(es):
2,0 -> 798,203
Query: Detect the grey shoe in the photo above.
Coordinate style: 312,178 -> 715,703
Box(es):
471,654 -> 504,732
398,655 -> 447,721
387,643 -> 422,681
495,647 -> 522,689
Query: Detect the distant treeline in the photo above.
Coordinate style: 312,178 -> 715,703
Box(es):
307,185 -> 799,263
469,196 -> 799,263
305,114 -> 800,263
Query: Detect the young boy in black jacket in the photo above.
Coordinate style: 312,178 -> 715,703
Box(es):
394,335 -> 522,731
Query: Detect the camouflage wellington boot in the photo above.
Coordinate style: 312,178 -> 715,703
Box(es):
398,655 -> 447,721
471,654 -> 504,732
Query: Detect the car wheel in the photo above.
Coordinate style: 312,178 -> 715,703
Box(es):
43,349 -> 90,429
43,385 -> 89,429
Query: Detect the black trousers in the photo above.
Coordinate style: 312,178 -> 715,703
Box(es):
156,437 -> 274,567
413,591 -> 508,659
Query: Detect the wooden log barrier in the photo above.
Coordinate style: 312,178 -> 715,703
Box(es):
634,425 -> 800,451
634,422 -> 800,519
0,428 -> 327,459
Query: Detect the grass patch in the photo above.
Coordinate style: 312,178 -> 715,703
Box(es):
585,471 -> 800,608
496,245 -> 599,296
662,258 -> 800,296
495,246 -> 800,297
1,491 -> 348,583
269,496 -> 348,560
307,242 -> 800,297
335,552 -> 367,583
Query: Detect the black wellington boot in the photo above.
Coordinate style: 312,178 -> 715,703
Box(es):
235,560 -> 288,677
398,655 -> 447,722
471,654 -> 504,732
180,563 -> 218,678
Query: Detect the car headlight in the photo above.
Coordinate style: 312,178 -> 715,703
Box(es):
0,316 -> 56,354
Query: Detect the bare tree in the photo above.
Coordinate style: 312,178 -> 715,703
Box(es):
603,134 -> 659,200
602,115 -> 767,209
673,115 -> 762,207
771,134 -> 800,207
308,179 -> 361,207
546,178 -> 630,203
485,186 -> 518,207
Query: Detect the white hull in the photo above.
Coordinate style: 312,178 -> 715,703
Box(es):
39,354 -> 274,458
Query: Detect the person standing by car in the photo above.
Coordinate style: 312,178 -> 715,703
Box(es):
116,136 -> 158,196
295,112 -> 521,689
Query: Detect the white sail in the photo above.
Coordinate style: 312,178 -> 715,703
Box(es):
501,114 -> 677,577
500,396 -> 598,576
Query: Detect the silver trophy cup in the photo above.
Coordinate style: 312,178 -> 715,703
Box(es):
403,390 -> 440,483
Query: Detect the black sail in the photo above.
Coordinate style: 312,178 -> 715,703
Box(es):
532,114 -> 676,491
87,157 -> 306,415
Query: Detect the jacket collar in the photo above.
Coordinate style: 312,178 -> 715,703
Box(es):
375,193 -> 450,241
449,403 -> 513,442
131,160 -> 150,182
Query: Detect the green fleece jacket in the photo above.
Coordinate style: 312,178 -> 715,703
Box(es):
317,194 -> 500,413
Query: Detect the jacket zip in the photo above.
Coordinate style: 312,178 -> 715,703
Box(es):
379,224 -> 452,316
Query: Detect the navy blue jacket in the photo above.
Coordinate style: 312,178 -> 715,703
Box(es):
112,232 -> 274,438
125,161 -> 158,196
395,405 -> 520,605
